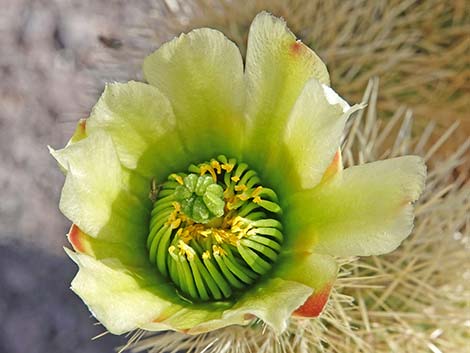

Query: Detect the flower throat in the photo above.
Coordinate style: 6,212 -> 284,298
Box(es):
147,155 -> 283,302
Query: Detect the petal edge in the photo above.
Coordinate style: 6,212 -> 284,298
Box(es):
288,156 -> 426,256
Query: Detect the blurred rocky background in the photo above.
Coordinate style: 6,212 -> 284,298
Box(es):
0,1 -> 468,353
0,1 -> 150,352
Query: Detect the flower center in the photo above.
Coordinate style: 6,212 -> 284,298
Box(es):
147,155 -> 283,302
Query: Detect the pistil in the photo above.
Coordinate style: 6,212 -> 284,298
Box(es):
147,155 -> 283,302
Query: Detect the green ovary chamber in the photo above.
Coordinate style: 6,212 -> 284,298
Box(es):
147,155 -> 283,302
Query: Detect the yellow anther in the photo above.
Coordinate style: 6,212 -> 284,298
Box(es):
200,164 -> 217,181
230,236 -> 241,245
231,225 -> 243,233
251,187 -> 263,203
199,164 -> 209,175
252,186 -> 263,197
202,250 -> 211,260
221,163 -> 234,172
231,175 -> 240,182
213,232 -> 224,244
212,245 -> 227,257
170,173 -> 184,185
234,184 -> 247,192
180,231 -> 192,243
219,229 -> 239,246
231,218 -> 244,229
199,229 -> 212,237
238,193 -> 249,201
177,240 -> 195,260
165,203 -> 183,227
200,164 -> 210,175
231,216 -> 241,226
165,214 -> 175,226
211,160 -> 222,174
171,218 -> 181,229
168,245 -> 176,255
232,216 -> 251,229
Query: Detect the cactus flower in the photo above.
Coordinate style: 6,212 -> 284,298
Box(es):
51,12 -> 426,335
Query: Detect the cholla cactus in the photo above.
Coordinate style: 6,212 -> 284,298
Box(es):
51,11 -> 426,344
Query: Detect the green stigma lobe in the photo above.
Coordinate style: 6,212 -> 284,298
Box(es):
174,174 -> 225,224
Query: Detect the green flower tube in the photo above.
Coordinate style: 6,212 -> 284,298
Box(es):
51,12 -> 426,335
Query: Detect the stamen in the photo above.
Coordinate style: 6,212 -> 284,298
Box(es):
237,193 -> 250,201
212,245 -> 226,257
170,218 -> 181,229
210,160 -> 222,174
177,240 -> 195,261
221,163 -> 234,173
234,184 -> 247,192
200,164 -> 217,181
253,196 -> 262,204
147,155 -> 283,302
170,174 -> 184,185
252,186 -> 263,197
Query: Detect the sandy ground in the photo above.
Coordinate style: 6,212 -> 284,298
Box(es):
0,0 -> 151,352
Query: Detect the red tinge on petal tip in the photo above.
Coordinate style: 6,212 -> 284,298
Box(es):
78,118 -> 86,131
321,150 -> 343,182
290,41 -> 303,55
68,224 -> 85,253
293,284 -> 332,318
